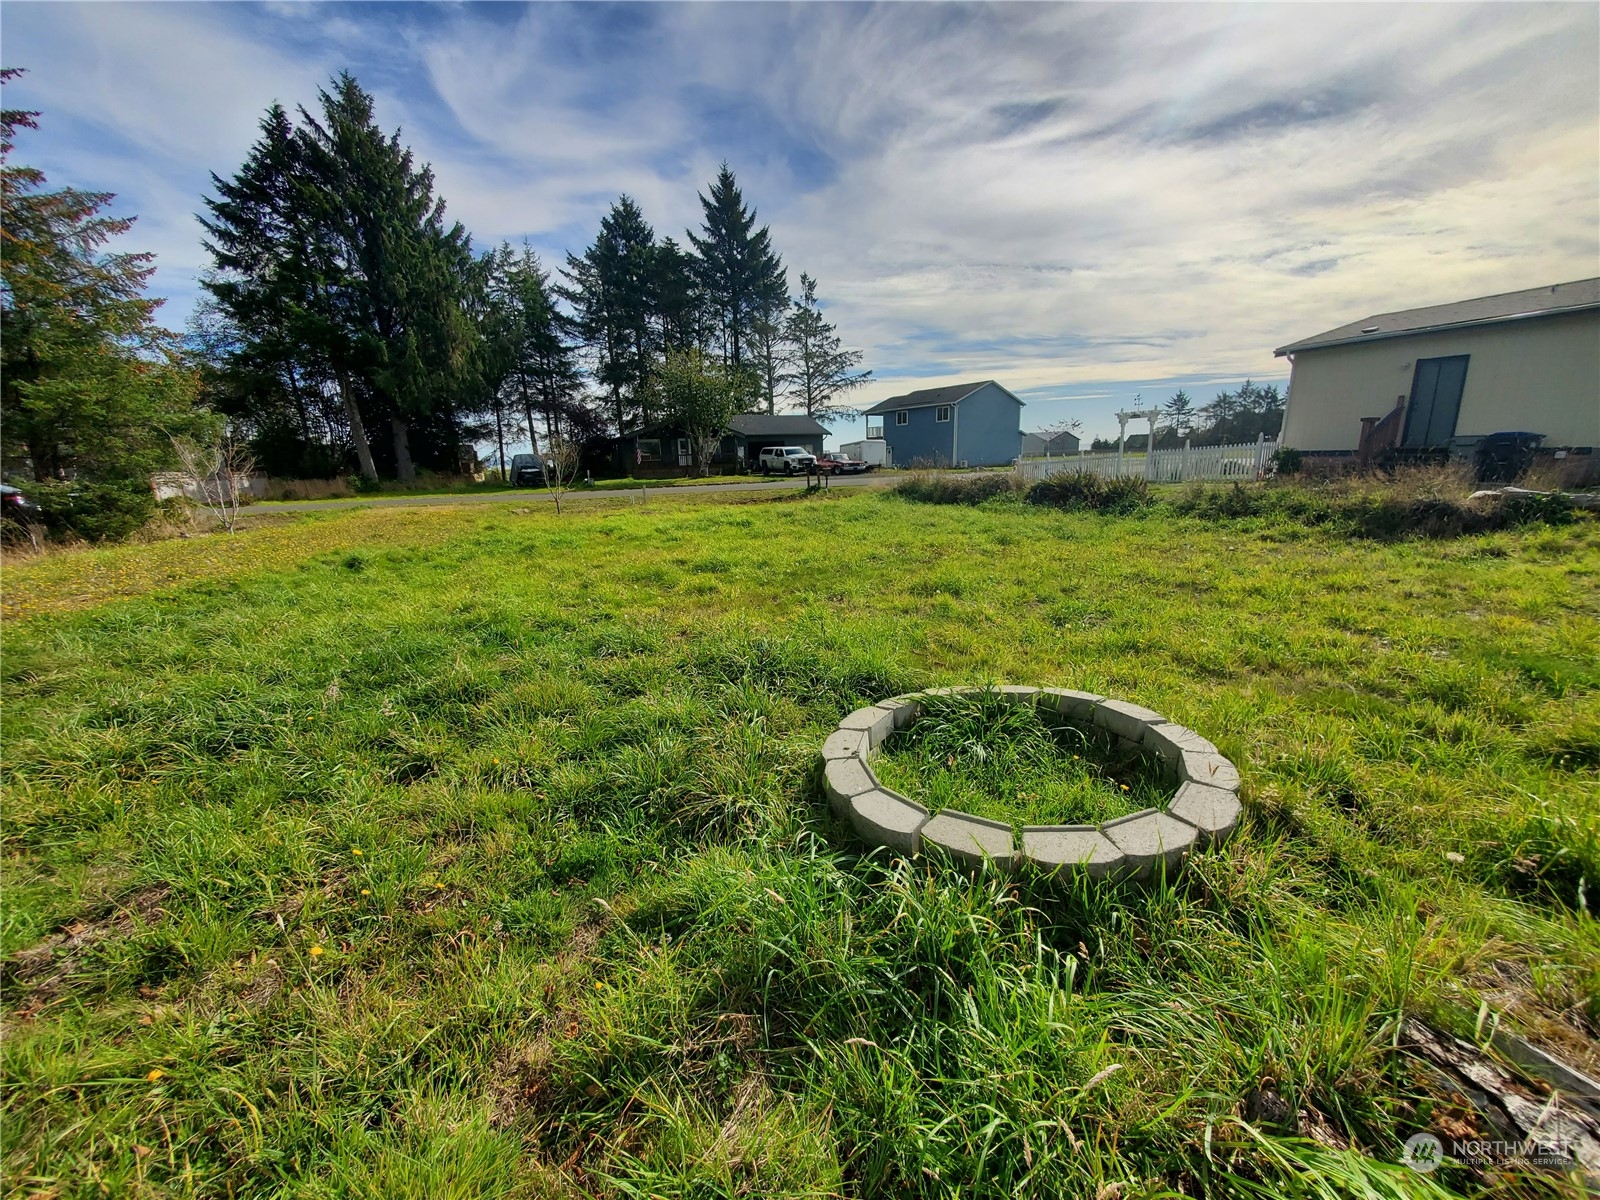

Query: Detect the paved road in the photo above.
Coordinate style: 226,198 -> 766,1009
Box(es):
247,471 -> 903,514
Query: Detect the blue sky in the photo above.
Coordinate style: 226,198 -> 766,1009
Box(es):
4,2 -> 1597,447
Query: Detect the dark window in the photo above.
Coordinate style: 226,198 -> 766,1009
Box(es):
936,406 -> 951,422
1402,356 -> 1469,448
896,410 -> 908,426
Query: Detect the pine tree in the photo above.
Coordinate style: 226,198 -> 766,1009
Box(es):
561,197 -> 657,430
295,74 -> 478,480
203,75 -> 480,482
2,72 -> 204,536
687,164 -> 784,371
1162,389 -> 1194,437
782,273 -> 870,422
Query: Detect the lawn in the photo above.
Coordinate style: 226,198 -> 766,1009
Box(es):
3,487 -> 1597,1198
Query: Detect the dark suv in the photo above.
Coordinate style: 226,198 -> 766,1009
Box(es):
510,453 -> 546,487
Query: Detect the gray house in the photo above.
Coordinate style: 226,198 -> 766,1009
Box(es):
1021,429 -> 1081,457
614,412 -> 828,474
865,380 -> 1025,467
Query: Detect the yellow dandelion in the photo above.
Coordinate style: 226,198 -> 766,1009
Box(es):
352,848 -> 363,856
146,1068 -> 165,1082
434,881 -> 445,889
593,981 -> 604,991
309,945 -> 324,958
360,888 -> 370,896
1120,784 -> 1129,791
492,757 -> 500,765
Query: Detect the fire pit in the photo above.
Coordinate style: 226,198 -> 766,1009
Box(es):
821,686 -> 1240,878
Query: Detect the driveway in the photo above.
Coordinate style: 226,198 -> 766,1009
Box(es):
247,471 -> 904,514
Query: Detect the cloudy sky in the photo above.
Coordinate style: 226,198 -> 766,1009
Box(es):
4,2 -> 1597,444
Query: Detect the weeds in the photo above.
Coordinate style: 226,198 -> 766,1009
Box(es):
871,687 -> 1157,826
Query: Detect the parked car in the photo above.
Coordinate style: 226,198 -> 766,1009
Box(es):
756,446 -> 818,474
509,453 -> 546,487
1,483 -> 39,518
815,452 -> 871,476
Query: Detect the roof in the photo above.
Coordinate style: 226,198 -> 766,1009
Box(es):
864,380 -> 1014,415
1274,277 -> 1600,356
726,413 -> 828,438
624,412 -> 827,439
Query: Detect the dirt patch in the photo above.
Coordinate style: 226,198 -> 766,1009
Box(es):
489,917 -> 608,1129
3,884 -> 170,1010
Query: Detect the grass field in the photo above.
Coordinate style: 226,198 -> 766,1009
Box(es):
3,487 -> 1598,1198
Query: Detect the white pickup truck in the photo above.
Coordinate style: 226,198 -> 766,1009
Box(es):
756,446 -> 818,474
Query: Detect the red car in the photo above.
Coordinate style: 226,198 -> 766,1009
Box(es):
814,452 -> 871,476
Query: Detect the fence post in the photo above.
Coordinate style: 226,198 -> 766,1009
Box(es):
1255,432 -> 1266,478
1183,438 -> 1191,481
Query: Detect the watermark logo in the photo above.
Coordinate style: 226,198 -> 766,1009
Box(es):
1401,1130 -> 1573,1172
1402,1132 -> 1443,1173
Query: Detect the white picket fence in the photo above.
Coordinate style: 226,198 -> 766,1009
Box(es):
1016,436 -> 1277,485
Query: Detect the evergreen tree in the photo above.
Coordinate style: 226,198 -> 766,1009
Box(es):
295,74 -> 478,480
651,236 -> 704,353
782,273 -> 870,422
1,72 -> 205,537
687,164 -> 784,370
561,197 -> 657,431
505,245 -> 588,448
199,104 -> 367,477
201,74 -> 479,481
1162,389 -> 1194,436
749,267 -> 791,414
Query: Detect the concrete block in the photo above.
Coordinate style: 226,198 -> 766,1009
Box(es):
1142,724 -> 1221,781
995,685 -> 1040,705
1021,825 -> 1126,879
920,810 -> 1017,870
1178,751 -> 1241,794
1167,781 -> 1242,845
848,789 -> 929,856
1102,809 -> 1198,879
877,699 -> 921,730
1037,688 -> 1104,720
821,728 -> 868,762
839,705 -> 895,749
825,756 -> 878,818
1092,699 -> 1170,743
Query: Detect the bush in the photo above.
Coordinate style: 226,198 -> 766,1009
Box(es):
1271,446 -> 1304,476
22,478 -> 158,543
893,471 -> 1019,505
1173,478 -> 1581,539
1025,471 -> 1150,513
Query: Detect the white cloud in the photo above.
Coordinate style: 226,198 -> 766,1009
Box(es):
3,0 -> 1594,439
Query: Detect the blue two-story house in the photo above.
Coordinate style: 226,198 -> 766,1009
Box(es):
865,380 -> 1025,467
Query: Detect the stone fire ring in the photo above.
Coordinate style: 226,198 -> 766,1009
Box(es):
821,687 -> 1241,880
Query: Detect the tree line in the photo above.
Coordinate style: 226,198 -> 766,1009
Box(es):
1089,381 -> 1285,451
196,73 -> 871,482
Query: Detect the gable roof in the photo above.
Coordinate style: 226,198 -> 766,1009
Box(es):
1275,278 -> 1600,356
726,413 -> 828,438
865,380 -> 1018,415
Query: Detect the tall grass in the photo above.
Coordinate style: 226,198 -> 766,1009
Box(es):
2,491 -> 1596,1197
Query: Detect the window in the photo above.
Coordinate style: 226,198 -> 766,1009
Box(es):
936,406 -> 951,422
637,439 -> 662,463
896,410 -> 908,426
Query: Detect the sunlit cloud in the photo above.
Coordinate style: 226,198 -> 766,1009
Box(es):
3,1 -> 1594,441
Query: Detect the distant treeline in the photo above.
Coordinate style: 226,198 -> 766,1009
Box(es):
1089,382 -> 1284,451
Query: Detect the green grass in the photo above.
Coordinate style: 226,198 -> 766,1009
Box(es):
3,488 -> 1598,1198
870,687 -> 1157,827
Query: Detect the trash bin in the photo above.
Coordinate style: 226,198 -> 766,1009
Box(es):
1475,431 -> 1544,483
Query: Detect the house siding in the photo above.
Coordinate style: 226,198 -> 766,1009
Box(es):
951,382 -> 1025,466
1280,310 -> 1600,451
876,381 -> 1026,466
883,404 -> 955,465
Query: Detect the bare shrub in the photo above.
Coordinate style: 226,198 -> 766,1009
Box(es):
171,434 -> 256,532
